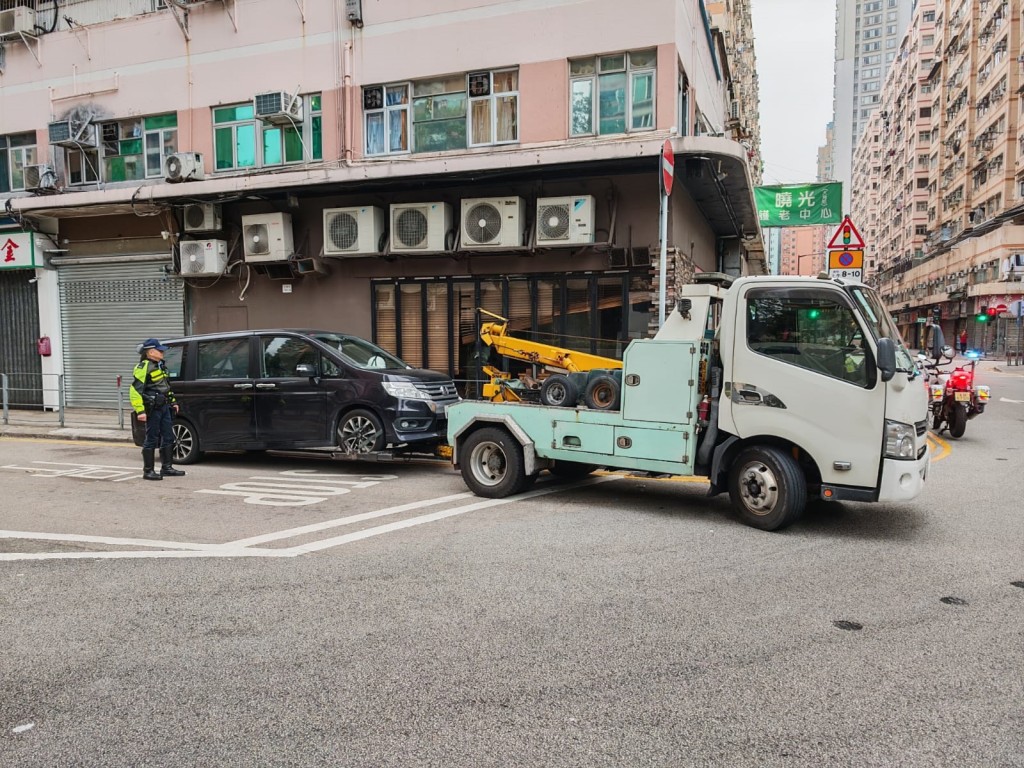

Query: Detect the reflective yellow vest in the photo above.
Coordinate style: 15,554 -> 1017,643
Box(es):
129,359 -> 176,414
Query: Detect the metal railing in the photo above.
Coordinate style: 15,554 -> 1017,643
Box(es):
0,372 -> 126,429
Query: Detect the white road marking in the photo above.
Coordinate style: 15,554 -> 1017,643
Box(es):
0,477 -> 621,561
0,530 -> 278,554
12,723 -> 34,734
196,469 -> 399,506
1,461 -> 139,482
999,397 -> 1024,404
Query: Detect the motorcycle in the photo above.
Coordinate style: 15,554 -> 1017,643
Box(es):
918,346 -> 990,439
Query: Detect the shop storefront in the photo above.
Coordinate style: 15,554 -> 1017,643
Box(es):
0,231 -> 45,407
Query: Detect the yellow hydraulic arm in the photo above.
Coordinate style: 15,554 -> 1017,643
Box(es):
478,308 -> 623,373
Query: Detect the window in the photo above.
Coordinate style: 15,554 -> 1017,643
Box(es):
260,336 -> 320,378
197,338 -> 251,379
215,96 -> 321,169
364,84 -> 410,155
213,104 -> 257,171
917,178 -> 929,189
678,70 -> 690,137
746,290 -> 872,387
570,50 -> 657,137
0,133 -> 38,192
101,114 -> 177,182
66,148 -> 100,185
262,94 -> 323,165
919,106 -> 932,118
163,345 -> 184,379
923,11 -> 935,22
468,70 -> 519,146
413,74 -> 468,153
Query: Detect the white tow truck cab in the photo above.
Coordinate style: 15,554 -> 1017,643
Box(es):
447,274 -> 930,531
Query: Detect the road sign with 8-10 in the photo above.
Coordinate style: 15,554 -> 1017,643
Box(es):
827,249 -> 863,280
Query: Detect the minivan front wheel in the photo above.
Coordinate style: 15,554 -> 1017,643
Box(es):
338,409 -> 385,454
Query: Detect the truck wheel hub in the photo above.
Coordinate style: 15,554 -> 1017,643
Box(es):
739,464 -> 778,515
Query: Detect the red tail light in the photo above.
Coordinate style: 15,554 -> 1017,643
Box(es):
948,369 -> 973,390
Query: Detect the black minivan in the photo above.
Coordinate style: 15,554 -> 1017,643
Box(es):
139,330 -> 459,463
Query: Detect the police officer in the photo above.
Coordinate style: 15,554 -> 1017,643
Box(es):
130,338 -> 186,481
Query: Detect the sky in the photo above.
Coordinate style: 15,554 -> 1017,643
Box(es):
750,0 -> 837,185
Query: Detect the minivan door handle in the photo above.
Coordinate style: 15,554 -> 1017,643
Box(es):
233,383 -> 254,390
255,383 -> 277,390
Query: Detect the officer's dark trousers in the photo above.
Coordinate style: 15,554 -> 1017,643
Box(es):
143,404 -> 174,449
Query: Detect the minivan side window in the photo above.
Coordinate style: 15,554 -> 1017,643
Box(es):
197,339 -> 250,379
261,336 -> 320,377
163,345 -> 184,379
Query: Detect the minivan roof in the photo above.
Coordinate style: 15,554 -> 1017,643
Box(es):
163,329 -> 362,344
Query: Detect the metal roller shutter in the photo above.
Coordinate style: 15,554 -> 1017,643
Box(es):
58,260 -> 184,408
0,270 -> 42,407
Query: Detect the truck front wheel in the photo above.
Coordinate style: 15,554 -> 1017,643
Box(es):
460,427 -> 528,498
727,446 -> 806,531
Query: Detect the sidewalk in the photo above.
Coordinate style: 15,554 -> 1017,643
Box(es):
0,408 -> 133,443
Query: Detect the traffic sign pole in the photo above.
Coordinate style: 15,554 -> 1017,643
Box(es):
658,140 -> 674,328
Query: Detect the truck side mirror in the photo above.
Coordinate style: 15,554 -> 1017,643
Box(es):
877,337 -> 897,383
928,324 -> 946,360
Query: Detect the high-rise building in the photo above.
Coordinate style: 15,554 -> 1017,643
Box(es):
817,122 -> 835,183
831,0 -> 914,213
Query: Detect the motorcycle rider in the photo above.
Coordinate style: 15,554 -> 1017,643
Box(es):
130,338 -> 186,481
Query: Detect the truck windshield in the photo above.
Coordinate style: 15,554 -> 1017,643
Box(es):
847,286 -> 916,372
312,334 -> 409,370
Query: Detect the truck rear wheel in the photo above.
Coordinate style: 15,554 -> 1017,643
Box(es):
460,427 -> 527,498
584,374 -> 620,411
727,445 -> 806,531
540,375 -> 578,407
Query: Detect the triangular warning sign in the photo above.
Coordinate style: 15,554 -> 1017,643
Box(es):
827,216 -> 865,250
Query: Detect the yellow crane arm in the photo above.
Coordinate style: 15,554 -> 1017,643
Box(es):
478,309 -> 622,373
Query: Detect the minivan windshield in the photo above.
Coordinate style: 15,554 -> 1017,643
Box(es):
312,333 -> 410,370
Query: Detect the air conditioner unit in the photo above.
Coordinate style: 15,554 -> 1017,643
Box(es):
0,7 -> 35,39
242,212 -> 294,263
180,239 -> 229,276
183,203 -> 222,233
165,152 -> 205,182
536,195 -> 596,246
24,164 -> 57,193
254,91 -> 303,125
390,202 -> 452,253
323,206 -> 386,256
47,120 -> 97,148
460,197 -> 525,248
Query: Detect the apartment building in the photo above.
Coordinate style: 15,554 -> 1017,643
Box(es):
853,0 -> 1024,351
778,226 -> 827,275
818,122 -> 836,183
832,0 -> 914,213
0,0 -> 764,409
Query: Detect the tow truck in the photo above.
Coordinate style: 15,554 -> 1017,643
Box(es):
447,274 -> 930,531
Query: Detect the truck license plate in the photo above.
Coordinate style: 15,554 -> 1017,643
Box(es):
955,391 -> 971,402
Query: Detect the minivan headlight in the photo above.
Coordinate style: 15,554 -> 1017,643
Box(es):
382,382 -> 431,400
884,419 -> 915,460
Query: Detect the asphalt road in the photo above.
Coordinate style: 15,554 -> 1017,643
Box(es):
1,366 -> 1023,767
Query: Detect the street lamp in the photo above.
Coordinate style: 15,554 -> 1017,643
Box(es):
797,251 -> 821,276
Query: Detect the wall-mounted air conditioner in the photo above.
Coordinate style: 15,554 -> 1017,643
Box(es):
24,164 -> 57,193
48,120 -> 97,148
0,7 -> 36,39
254,91 -> 303,125
242,212 -> 294,263
183,203 -> 222,233
460,197 -> 525,249
180,240 -> 229,276
536,195 -> 596,246
323,206 -> 386,256
390,203 -> 452,253
165,152 -> 205,182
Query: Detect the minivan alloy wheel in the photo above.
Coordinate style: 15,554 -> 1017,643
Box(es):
338,409 -> 385,454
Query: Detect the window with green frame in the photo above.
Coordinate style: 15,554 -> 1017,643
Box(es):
214,104 -> 257,171
1,133 -> 38,192
101,114 -> 178,182
569,50 -> 657,137
262,93 -> 323,165
412,76 -> 468,153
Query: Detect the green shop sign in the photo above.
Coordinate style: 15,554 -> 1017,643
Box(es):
754,183 -> 842,227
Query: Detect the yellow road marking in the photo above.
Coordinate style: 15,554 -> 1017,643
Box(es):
596,470 -> 708,484
928,432 -> 951,462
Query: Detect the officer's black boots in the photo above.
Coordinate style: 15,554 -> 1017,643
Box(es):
142,448 -> 162,481
160,447 -> 186,477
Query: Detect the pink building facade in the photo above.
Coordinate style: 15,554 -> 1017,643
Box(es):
0,0 -> 764,406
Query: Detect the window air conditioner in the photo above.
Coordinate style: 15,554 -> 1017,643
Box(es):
48,120 -> 97,148
389,203 -> 453,253
242,212 -> 294,263
180,240 -> 229,276
460,197 -> 525,249
254,91 -> 303,125
24,164 -> 58,193
183,203 -> 222,233
0,7 -> 35,39
323,206 -> 386,256
535,195 -> 596,246
165,152 -> 205,182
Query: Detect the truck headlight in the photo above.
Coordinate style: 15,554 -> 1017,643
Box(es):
382,382 -> 431,400
884,420 -> 915,460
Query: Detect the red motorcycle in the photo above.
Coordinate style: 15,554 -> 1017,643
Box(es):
923,351 -> 990,439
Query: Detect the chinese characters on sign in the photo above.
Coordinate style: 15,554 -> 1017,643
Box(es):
3,238 -> 18,263
0,232 -> 39,270
753,182 -> 843,227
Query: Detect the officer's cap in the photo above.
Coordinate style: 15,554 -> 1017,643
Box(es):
139,338 -> 168,352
